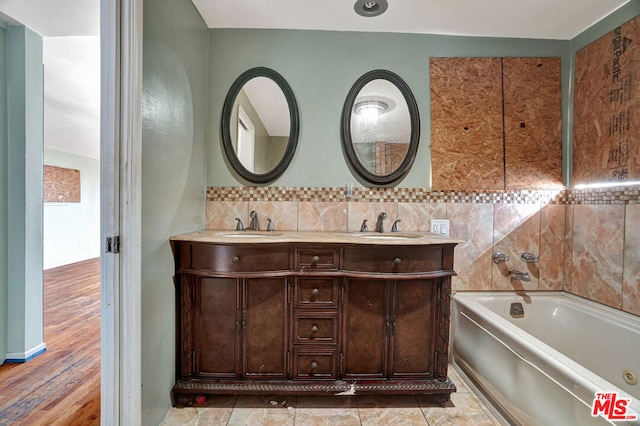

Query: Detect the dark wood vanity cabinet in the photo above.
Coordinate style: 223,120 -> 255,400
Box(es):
343,279 -> 436,379
171,238 -> 457,406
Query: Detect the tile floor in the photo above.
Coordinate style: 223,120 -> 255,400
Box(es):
160,368 -> 503,425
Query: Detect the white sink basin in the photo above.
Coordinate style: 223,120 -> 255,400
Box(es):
215,231 -> 281,238
353,233 -> 421,240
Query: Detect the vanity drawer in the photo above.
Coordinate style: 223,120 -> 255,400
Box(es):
293,312 -> 338,345
294,278 -> 339,308
292,350 -> 337,379
294,247 -> 340,270
343,246 -> 443,274
191,244 -> 289,272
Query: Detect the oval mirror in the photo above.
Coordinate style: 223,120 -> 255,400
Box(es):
221,67 -> 299,184
341,70 -> 420,185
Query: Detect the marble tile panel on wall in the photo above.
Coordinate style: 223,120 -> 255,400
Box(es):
571,205 -> 625,309
298,202 -> 348,231
492,203 -> 541,291
623,205 -> 640,315
248,201 -> 298,231
447,203 -> 494,291
563,206 -> 574,293
347,202 -> 398,232
206,200 -> 249,230
397,202 -> 446,232
538,204 -> 565,291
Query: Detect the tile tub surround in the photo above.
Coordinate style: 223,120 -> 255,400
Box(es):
160,367 -> 502,426
206,185 -> 640,317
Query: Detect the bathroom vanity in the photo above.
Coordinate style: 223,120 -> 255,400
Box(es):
170,230 -> 460,406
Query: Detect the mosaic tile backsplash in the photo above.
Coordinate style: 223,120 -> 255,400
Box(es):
206,185 -> 640,317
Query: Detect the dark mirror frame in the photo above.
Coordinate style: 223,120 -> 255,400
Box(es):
340,69 -> 420,186
221,67 -> 300,184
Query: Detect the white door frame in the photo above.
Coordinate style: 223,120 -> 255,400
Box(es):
100,0 -> 142,424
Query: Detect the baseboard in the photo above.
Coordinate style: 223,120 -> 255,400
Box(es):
5,343 -> 47,363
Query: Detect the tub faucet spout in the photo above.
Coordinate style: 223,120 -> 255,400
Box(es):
509,270 -> 530,282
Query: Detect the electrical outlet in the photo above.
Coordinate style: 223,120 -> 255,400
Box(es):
430,219 -> 450,237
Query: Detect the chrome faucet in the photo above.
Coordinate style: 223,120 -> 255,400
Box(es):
249,210 -> 260,231
509,270 -> 530,282
375,212 -> 387,233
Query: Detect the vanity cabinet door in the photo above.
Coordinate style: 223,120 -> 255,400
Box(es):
388,280 -> 435,378
342,279 -> 388,378
243,278 -> 289,378
196,277 -> 241,378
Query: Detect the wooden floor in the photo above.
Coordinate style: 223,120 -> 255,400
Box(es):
0,258 -> 101,426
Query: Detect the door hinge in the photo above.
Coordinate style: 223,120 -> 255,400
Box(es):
106,236 -> 120,253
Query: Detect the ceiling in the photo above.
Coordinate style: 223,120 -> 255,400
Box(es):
192,0 -> 630,40
0,0 -> 630,42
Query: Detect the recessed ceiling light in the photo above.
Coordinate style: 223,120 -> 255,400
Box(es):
353,100 -> 389,118
354,0 -> 388,17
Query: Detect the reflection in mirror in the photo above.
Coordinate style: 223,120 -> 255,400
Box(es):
350,79 -> 410,176
230,77 -> 290,174
341,70 -> 420,186
221,67 -> 299,184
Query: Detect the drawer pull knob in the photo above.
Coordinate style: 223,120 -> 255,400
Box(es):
310,361 -> 318,370
311,288 -> 319,297
311,325 -> 319,333
394,257 -> 402,265
311,255 -> 320,264
232,256 -> 240,263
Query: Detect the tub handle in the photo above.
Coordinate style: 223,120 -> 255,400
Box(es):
492,252 -> 509,264
521,252 -> 539,263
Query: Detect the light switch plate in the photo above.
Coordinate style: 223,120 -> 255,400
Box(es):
430,219 -> 450,237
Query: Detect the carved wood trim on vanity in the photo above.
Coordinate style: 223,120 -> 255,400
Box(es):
170,231 -> 460,407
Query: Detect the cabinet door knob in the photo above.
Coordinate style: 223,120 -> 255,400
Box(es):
311,255 -> 320,264
393,257 -> 402,265
310,361 -> 318,370
311,288 -> 319,297
311,325 -> 319,333
232,256 -> 240,263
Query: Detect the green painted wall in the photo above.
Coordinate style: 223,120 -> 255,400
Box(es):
5,25 -> 43,360
207,29 -> 570,188
0,26 -> 7,364
141,0 -> 208,423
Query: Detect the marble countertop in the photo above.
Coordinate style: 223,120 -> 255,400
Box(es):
170,229 -> 463,246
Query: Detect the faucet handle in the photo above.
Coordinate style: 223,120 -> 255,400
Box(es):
235,218 -> 244,231
521,252 -> 539,263
360,219 -> 368,232
266,219 -> 274,232
391,219 -> 401,233
492,252 -> 509,264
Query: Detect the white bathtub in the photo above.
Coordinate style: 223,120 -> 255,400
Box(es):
452,291 -> 640,426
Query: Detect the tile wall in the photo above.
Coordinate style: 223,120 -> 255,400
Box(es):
206,185 -> 640,317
